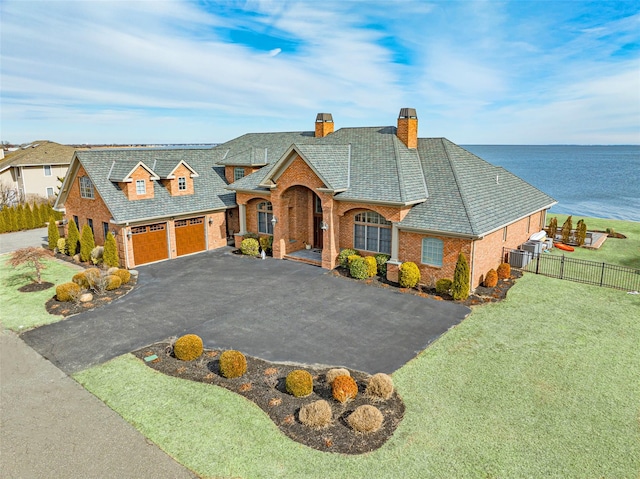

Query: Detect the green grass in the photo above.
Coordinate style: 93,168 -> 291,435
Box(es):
0,255 -> 82,331
74,266 -> 640,476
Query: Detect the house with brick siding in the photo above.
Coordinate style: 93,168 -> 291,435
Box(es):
55,108 -> 556,289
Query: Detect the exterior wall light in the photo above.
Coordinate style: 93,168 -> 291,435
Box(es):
320,221 -> 329,231
208,217 -> 213,226
271,216 -> 277,227
127,230 -> 132,240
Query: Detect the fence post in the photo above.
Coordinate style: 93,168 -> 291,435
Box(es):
535,253 -> 540,274
600,262 -> 605,287
560,255 -> 564,280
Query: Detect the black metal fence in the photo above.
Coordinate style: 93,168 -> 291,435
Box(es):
503,248 -> 640,291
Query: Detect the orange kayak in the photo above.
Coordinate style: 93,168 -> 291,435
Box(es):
554,243 -> 574,252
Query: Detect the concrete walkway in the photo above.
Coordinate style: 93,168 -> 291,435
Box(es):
0,331 -> 197,479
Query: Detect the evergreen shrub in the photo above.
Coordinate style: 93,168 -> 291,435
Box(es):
299,400 -> 332,429
80,224 -> 95,262
374,254 -> 390,276
332,375 -> 358,403
349,256 -> 368,279
497,262 -> 511,279
103,232 -> 119,268
364,256 -> 377,277
484,269 -> 498,288
174,334 -> 204,361
56,282 -> 81,302
57,238 -> 66,254
347,405 -> 383,433
452,253 -> 470,300
240,238 -> 259,256
113,269 -> 131,284
399,261 -> 420,288
67,220 -> 80,256
337,248 -> 358,267
285,369 -> 313,397
365,373 -> 394,401
219,350 -> 247,378
435,278 -> 452,295
105,275 -> 122,291
47,217 -> 59,250
561,216 -> 573,244
325,368 -> 350,385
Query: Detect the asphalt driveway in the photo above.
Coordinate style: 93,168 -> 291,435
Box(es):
22,249 -> 470,375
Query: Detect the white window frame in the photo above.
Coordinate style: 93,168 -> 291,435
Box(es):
46,187 -> 55,198
234,167 -> 245,181
178,176 -> 187,191
43,165 -> 52,177
353,211 -> 391,254
421,237 -> 444,267
257,201 -> 273,235
79,176 -> 94,199
136,179 -> 146,195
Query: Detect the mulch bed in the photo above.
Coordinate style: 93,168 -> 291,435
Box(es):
133,342 -> 405,455
18,281 -> 54,293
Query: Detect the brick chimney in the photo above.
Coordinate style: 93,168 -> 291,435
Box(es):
397,108 -> 418,149
315,113 -> 334,138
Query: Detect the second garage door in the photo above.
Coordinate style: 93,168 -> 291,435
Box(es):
131,223 -> 169,265
175,217 -> 206,256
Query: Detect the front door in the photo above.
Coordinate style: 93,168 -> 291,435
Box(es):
313,194 -> 323,249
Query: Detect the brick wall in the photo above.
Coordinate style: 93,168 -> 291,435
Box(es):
224,165 -> 264,184
121,166 -> 155,200
397,118 -> 417,149
160,164 -> 195,196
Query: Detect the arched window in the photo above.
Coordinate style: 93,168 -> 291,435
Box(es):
354,211 -> 391,254
257,201 -> 273,234
421,237 -> 443,267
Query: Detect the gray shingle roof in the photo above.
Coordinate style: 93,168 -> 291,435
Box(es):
68,149 -> 234,224
214,132 -> 316,166
107,160 -> 157,182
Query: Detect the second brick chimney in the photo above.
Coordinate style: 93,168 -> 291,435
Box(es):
397,108 -> 418,149
315,113 -> 334,138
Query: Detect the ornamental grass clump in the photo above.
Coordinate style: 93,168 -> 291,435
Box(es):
174,334 -> 204,361
496,262 -> 511,280
219,350 -> 247,378
56,282 -> 81,302
347,405 -> 384,433
298,400 -> 332,429
240,238 -> 259,256
332,375 -> 358,403
364,256 -> 377,277
349,256 -> 368,280
325,368 -> 350,385
399,261 -> 420,288
337,248 -> 358,267
484,269 -> 498,288
365,373 -> 394,401
286,369 -> 313,397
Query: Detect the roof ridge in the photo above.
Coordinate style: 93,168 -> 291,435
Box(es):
392,136 -> 407,202
441,139 -> 478,235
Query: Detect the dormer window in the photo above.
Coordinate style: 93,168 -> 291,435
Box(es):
178,177 -> 186,191
234,168 -> 245,181
79,176 -> 94,199
136,179 -> 146,195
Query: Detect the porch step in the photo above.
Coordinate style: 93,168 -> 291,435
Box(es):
284,254 -> 322,267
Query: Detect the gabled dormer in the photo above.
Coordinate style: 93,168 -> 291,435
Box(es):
108,160 -> 159,200
153,159 -> 199,196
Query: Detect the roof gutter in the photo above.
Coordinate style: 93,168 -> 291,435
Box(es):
477,202 -> 558,238
397,225 -> 480,240
335,196 -> 426,207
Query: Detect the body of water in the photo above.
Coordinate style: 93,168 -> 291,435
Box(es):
463,145 -> 640,222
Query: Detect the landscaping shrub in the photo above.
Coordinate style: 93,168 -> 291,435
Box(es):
90,246 -> 104,265
285,369 -> 313,397
546,217 -> 558,239
452,253 -> 470,300
332,375 -> 358,403
80,224 -> 96,262
484,269 -> 498,288
113,268 -> 131,284
349,256 -> 368,280
72,271 -> 90,289
365,373 -> 394,401
103,232 -> 119,268
325,368 -> 350,385
66,220 -> 80,256
497,262 -> 511,280
56,282 -> 81,302
240,238 -> 259,256
259,235 -> 273,254
298,400 -> 333,429
219,350 -> 247,378
347,405 -> 384,433
575,219 -> 587,246
24,204 -> 34,230
47,216 -> 59,251
435,278 -> 452,295
243,232 -> 259,240
364,256 -> 377,277
85,268 -> 101,287
15,204 -> 25,230
561,215 -> 573,244
105,275 -> 122,291
57,238 -> 66,254
173,334 -> 204,361
374,254 -> 390,276
337,248 -> 358,268
9,247 -> 53,284
399,261 -> 420,288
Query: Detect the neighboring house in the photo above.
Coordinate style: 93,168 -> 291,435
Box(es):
55,109 -> 556,289
0,141 -> 77,204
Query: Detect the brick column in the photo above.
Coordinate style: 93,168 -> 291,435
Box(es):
234,203 -> 247,248
386,223 -> 401,283
321,198 -> 338,269
272,196 -> 289,259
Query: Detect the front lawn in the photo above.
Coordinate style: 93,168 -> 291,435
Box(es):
0,255 -> 82,331
75,272 -> 640,478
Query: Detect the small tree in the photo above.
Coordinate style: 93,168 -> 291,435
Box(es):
103,231 -> 120,267
575,219 -> 587,246
80,224 -> 96,262
67,219 -> 80,256
15,204 -> 25,230
47,216 -> 60,250
0,213 -> 6,233
24,203 -> 35,229
546,217 -> 558,239
33,203 -> 43,227
560,215 -> 573,244
10,247 -> 54,284
8,207 -> 18,232
452,252 -> 470,301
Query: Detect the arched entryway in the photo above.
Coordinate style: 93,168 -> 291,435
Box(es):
279,185 -> 324,253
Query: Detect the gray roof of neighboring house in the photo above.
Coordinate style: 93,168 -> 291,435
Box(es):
64,149 -> 235,224
0,141 -> 79,172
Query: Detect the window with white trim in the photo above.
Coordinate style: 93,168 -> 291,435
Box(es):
136,179 -> 146,195
79,176 -> 94,199
44,165 -> 52,176
46,187 -> 54,198
421,237 -> 443,267
178,176 -> 186,191
257,201 -> 273,235
234,168 -> 245,181
353,211 -> 391,254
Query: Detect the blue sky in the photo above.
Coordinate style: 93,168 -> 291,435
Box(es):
1,0 -> 639,144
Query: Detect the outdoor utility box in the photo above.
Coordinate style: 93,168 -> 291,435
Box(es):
509,249 -> 532,268
522,241 -> 543,255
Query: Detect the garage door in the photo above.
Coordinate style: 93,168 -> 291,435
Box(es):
131,223 -> 169,265
175,217 -> 205,256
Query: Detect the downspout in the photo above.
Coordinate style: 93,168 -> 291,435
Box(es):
470,239 -> 475,292
123,223 -> 130,270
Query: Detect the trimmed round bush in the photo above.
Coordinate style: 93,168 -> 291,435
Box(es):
484,269 -> 498,287
72,271 -> 89,289
399,261 -> 420,288
174,334 -> 204,361
347,405 -> 384,433
332,375 -> 358,403
105,275 -> 122,291
240,238 -> 259,256
219,350 -> 247,378
349,256 -> 368,280
364,256 -> 377,277
113,268 -> 131,284
497,262 -> 511,280
298,400 -> 332,429
286,369 -> 313,397
365,373 -> 394,401
374,254 -> 390,276
337,248 -> 358,268
56,282 -> 81,302
325,368 -> 350,385
435,278 -> 452,295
